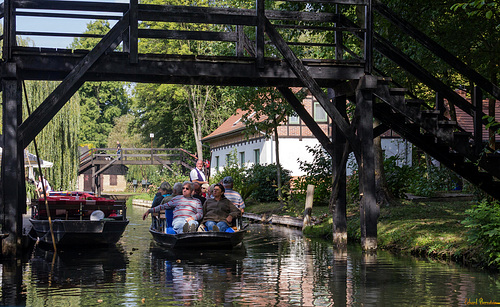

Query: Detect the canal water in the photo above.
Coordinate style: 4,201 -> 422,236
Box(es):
4,204 -> 499,306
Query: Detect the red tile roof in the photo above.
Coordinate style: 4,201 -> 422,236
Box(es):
202,109 -> 263,141
451,90 -> 500,141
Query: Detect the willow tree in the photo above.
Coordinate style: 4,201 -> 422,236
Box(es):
23,80 -> 81,191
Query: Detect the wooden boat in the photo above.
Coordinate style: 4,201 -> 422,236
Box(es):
29,191 -> 129,246
149,210 -> 246,249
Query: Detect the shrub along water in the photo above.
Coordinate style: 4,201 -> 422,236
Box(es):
462,199 -> 500,267
211,149 -> 291,202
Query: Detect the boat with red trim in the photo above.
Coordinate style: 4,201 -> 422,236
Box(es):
29,191 -> 129,246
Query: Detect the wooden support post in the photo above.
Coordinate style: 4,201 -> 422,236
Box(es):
302,184 -> 315,231
489,98 -> 496,151
364,0 -> 373,74
436,92 -> 445,116
357,75 -> 378,251
1,63 -> 24,258
472,86 -> 483,155
334,4 -> 343,61
128,0 -> 138,64
2,0 -> 15,61
332,94 -> 348,246
256,0 -> 265,69
236,25 -> 245,57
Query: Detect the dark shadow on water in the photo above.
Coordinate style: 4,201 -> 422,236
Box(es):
29,244 -> 128,287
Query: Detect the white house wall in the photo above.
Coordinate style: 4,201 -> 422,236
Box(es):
209,136 -> 412,178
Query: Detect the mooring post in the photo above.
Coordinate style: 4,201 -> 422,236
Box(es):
302,184 -> 315,231
356,75 -> 378,251
1,62 -> 25,258
332,94 -> 348,246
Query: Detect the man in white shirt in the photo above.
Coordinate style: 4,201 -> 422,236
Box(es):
189,159 -> 208,184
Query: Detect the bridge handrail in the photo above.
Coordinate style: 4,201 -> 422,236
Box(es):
4,0 -> 369,64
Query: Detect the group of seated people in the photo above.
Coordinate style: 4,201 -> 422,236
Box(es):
142,176 -> 245,234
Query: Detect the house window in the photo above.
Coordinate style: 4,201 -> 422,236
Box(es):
226,154 -> 230,165
110,174 -> 117,186
239,152 -> 245,167
289,114 -> 300,125
215,156 -> 219,172
254,149 -> 260,165
314,101 -> 327,122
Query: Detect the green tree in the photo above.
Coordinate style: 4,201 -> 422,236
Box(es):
130,0 -> 237,157
70,20 -> 131,148
236,87 -> 296,205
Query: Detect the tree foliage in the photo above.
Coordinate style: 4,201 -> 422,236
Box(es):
71,20 -> 131,148
376,0 -> 499,99
23,81 -> 81,191
128,0 -> 237,157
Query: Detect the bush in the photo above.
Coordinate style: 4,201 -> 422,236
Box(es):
294,145 -> 332,205
211,149 -> 247,193
247,163 -> 291,202
462,199 -> 500,267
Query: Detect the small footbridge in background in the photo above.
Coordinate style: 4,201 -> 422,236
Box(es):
79,147 -> 198,194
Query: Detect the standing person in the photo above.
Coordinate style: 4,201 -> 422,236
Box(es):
190,160 -> 208,185
37,175 -> 52,198
201,183 -> 241,232
143,181 -> 202,233
222,176 -> 245,213
116,141 -> 122,159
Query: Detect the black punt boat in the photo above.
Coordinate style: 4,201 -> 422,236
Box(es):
149,210 -> 245,249
29,191 -> 129,246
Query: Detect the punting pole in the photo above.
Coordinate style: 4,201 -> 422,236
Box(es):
23,81 -> 57,253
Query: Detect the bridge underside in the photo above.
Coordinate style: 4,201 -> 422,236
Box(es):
12,48 -> 364,86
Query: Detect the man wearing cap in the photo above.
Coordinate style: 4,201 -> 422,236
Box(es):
190,159 -> 208,185
222,176 -> 245,213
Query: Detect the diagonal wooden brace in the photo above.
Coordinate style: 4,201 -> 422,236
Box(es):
263,17 -> 361,157
19,12 -> 131,148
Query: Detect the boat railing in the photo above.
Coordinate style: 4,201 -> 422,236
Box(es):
30,199 -> 127,221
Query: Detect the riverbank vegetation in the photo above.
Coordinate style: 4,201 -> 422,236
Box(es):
244,196 -> 499,272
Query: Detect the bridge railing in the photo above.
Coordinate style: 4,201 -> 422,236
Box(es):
2,0 -> 371,67
79,147 -> 197,170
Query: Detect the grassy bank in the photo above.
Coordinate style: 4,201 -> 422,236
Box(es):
244,198 -> 497,271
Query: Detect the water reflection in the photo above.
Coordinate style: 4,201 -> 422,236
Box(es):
0,207 -> 498,306
29,245 -> 127,287
148,245 -> 246,305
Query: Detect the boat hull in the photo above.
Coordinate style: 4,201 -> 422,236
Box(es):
150,228 -> 246,249
29,218 -> 129,246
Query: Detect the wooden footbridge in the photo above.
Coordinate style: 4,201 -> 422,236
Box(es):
79,147 -> 198,194
1,0 -> 499,257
